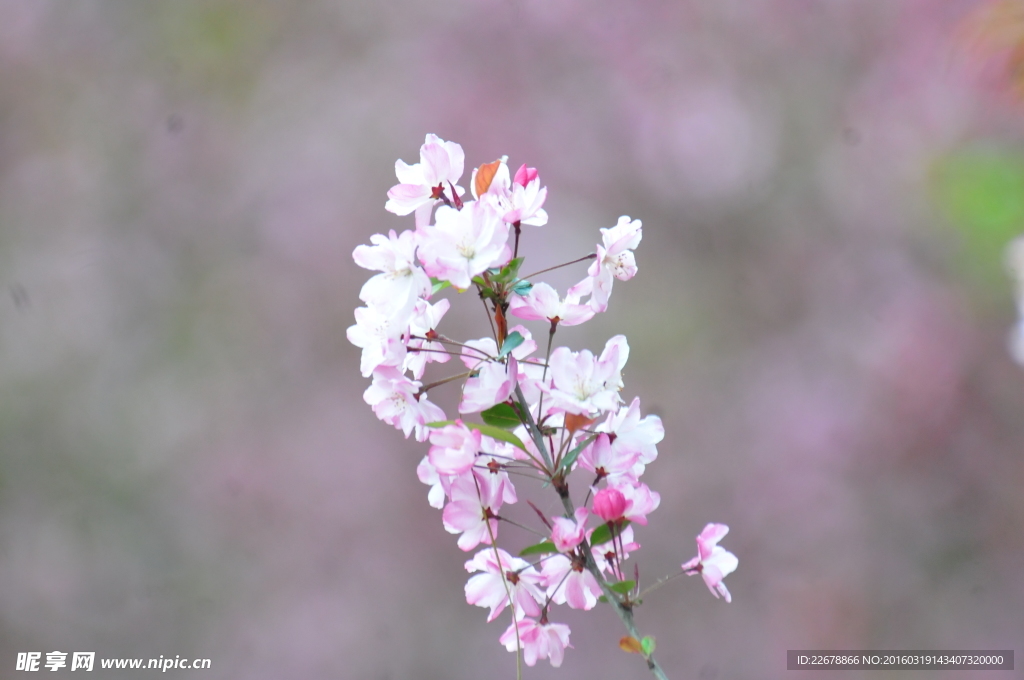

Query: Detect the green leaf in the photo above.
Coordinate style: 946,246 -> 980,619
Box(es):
589,521 -> 631,547
557,434 -> 596,474
430,278 -> 451,295
424,420 -> 528,452
480,403 -> 521,430
491,257 -> 525,284
470,423 -> 528,452
519,540 -> 557,557
498,331 -> 524,358
934,149 -> 1024,234
640,636 -> 656,656
932,147 -> 1024,298
597,595 -> 609,603
608,580 -> 636,595
511,280 -> 533,296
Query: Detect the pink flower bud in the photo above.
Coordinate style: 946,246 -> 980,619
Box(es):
514,163 -> 539,187
592,487 -> 627,522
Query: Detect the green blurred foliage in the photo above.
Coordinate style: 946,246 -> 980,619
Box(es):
932,146 -> 1024,298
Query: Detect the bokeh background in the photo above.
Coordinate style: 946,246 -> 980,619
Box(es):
2,1 -> 1023,678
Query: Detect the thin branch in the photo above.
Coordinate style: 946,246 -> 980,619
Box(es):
406,346 -> 465,358
479,477 -> 522,680
636,571 -> 687,601
520,253 -> 596,281
496,515 -> 547,538
418,370 -> 473,394
435,335 -> 495,360
476,284 -> 499,344
526,500 -> 554,531
514,384 -> 553,472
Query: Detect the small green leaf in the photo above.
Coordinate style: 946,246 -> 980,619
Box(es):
468,422 -> 528,452
430,278 -> 451,295
511,280 -> 533,296
491,257 -> 525,284
557,434 -> 596,474
640,636 -> 655,655
480,403 -> 521,430
597,595 -> 609,603
498,331 -> 524,358
608,580 -> 636,595
424,420 -> 527,452
519,540 -> 557,557
589,521 -> 631,547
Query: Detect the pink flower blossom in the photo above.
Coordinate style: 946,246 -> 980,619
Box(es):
682,523 -> 738,603
587,216 -> 643,313
473,451 -> 518,505
403,298 -> 451,379
416,456 -> 447,509
540,554 -> 603,610
505,164 -> 548,226
591,524 -> 640,580
464,548 -> 544,622
428,420 -> 482,475
385,134 -> 465,227
458,333 -> 536,413
592,487 -> 627,522
416,201 -> 511,290
499,617 -> 572,667
551,508 -> 589,553
543,337 -> 627,415
352,229 -> 431,315
598,334 -> 629,391
597,397 -> 664,480
508,281 -> 594,326
346,305 -> 407,378
471,159 -> 548,226
459,356 -> 518,414
579,433 -> 641,481
458,332 -> 537,369
362,367 -> 445,442
610,480 -> 661,525
442,472 -> 506,551
459,327 -> 544,405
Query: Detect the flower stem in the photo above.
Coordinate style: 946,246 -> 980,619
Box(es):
513,374 -> 670,678
558,493 -> 670,680
520,253 -> 596,280
637,571 -> 687,601
514,384 -> 554,471
417,370 -> 473,395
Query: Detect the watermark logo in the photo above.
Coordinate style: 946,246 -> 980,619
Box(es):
16,652 -> 208,672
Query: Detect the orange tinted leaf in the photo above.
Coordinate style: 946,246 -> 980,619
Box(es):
475,159 -> 502,197
619,636 -> 643,654
564,413 -> 596,435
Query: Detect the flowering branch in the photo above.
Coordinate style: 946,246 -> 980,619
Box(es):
349,134 -> 739,676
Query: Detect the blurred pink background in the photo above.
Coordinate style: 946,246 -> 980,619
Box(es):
1,1 -> 1023,678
